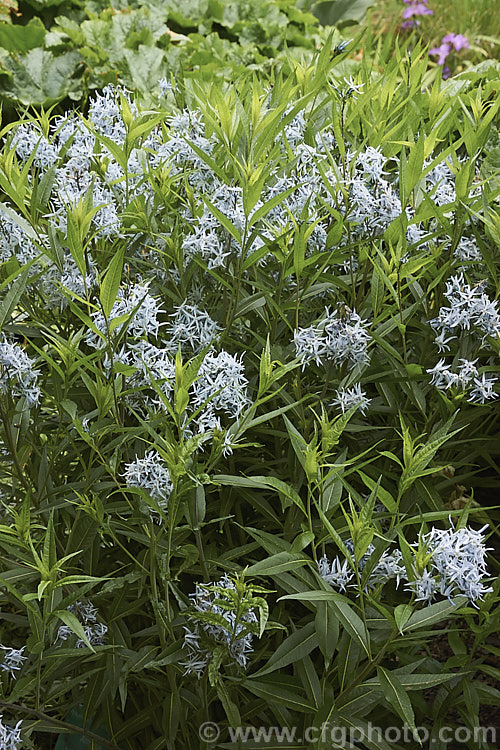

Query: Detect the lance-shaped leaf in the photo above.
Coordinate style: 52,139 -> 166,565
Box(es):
251,621 -> 317,677
279,591 -> 369,656
99,246 -> 125,319
377,667 -> 419,741
245,551 -> 310,578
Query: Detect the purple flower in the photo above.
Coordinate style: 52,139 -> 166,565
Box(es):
430,33 -> 470,68
401,20 -> 420,30
429,42 -> 453,65
402,0 -> 433,19
442,33 -> 470,51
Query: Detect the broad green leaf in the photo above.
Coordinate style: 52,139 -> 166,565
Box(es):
312,0 -> 374,27
252,622 -> 317,677
123,46 -> 166,94
244,676 -> 315,712
0,18 -> 45,52
0,49 -> 83,106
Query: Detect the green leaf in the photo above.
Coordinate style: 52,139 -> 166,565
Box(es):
26,603 -> 45,654
213,474 -> 306,515
377,666 -> 419,739
315,601 -> 339,668
370,263 -> 385,317
0,265 -> 31,331
365,672 -> 460,690
404,135 -> 425,198
313,0 -> 375,28
216,680 -> 241,728
279,591 -> 369,656
0,49 -> 83,106
123,46 -> 166,95
201,195 -> 242,247
53,610 -> 95,652
252,622 -> 317,677
394,603 -> 413,634
244,676 -> 315,712
42,511 -> 57,571
0,18 -> 45,52
403,597 -> 468,632
245,551 -> 310,577
0,202 -> 39,242
99,246 -> 125,319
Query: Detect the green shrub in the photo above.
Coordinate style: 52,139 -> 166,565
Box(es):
0,40 -> 498,749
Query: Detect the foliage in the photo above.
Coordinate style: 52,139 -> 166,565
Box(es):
0,33 -> 498,750
369,0 -> 500,75
0,0 -> 326,110
304,0 -> 376,28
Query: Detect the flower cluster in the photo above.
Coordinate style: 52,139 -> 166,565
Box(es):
191,350 -> 250,428
113,340 -> 176,408
0,716 -> 22,750
427,358 -> 497,404
164,303 -> 220,354
0,335 -> 41,407
318,543 -> 406,593
403,0 -> 433,17
319,523 -> 492,606
453,236 -> 482,264
112,339 -> 248,440
0,207 -> 40,266
430,33 -> 470,76
0,645 -> 27,678
430,273 -> 500,348
123,450 -> 173,519
407,524 -> 493,604
57,601 -> 108,648
182,574 -> 258,677
294,307 -> 371,370
87,282 -> 163,349
331,383 -> 371,415
399,0 -> 470,78
317,555 -> 353,591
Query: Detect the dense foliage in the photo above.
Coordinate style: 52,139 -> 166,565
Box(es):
0,35 -> 498,748
0,0 -> 375,110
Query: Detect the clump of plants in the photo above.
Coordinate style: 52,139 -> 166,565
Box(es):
370,0 -> 499,80
0,40 -> 498,748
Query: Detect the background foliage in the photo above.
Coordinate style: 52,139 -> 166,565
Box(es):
0,3 -> 498,750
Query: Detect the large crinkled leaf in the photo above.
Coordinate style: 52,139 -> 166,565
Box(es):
122,46 -> 167,93
312,0 -> 375,26
81,10 -> 170,68
0,17 -> 45,52
0,48 -> 83,105
157,0 -> 211,29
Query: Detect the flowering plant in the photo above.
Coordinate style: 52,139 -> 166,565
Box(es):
0,42 -> 498,748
